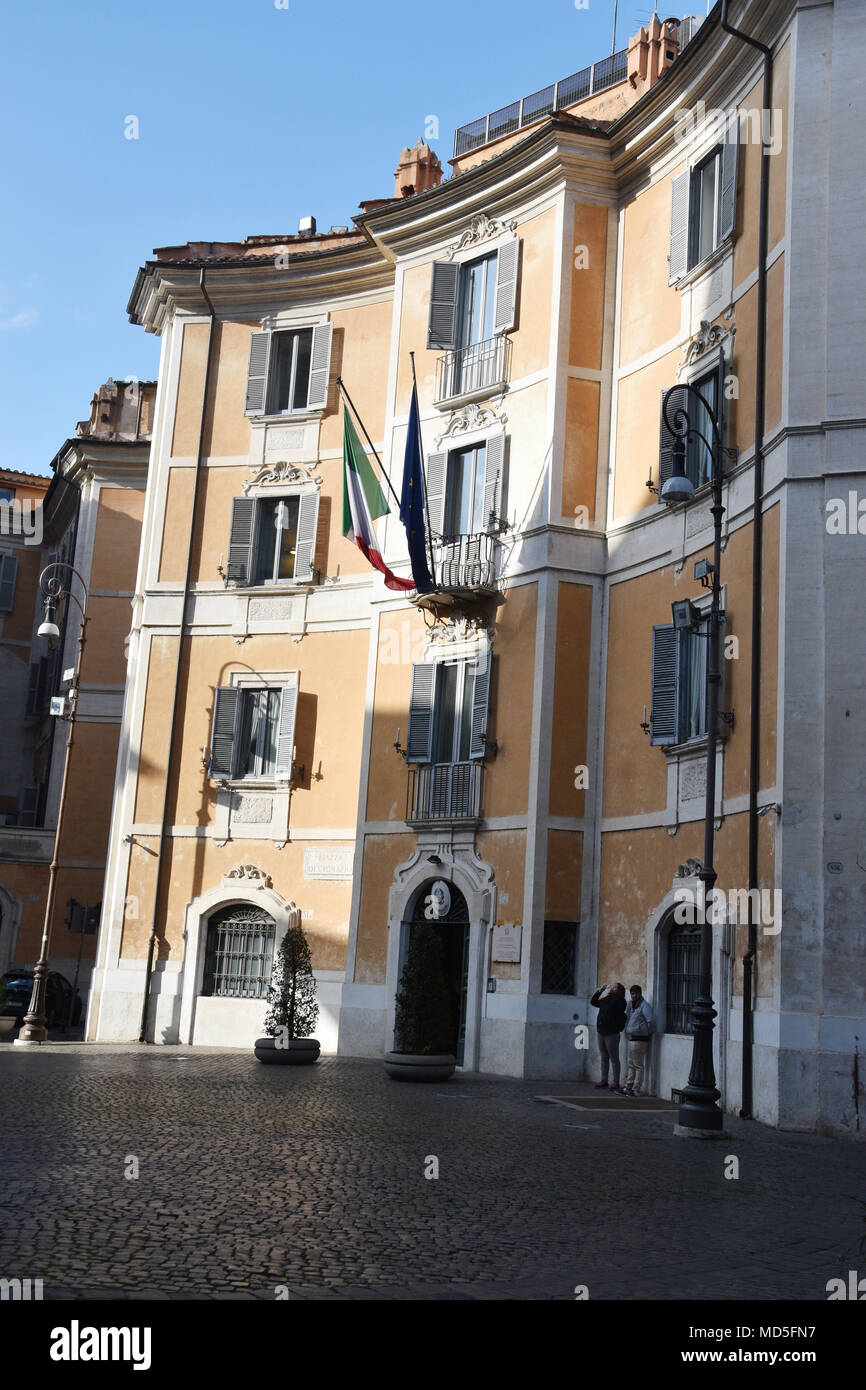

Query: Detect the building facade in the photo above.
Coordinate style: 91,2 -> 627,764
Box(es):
88,0 -> 865,1135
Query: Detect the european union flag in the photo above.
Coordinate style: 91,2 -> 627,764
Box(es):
400,381 -> 435,594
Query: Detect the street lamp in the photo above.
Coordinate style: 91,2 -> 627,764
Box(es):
16,564 -> 89,1045
660,382 -> 726,1137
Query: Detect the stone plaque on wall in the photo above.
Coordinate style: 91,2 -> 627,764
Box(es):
303,846 -> 354,879
233,795 -> 274,824
492,923 -> 521,963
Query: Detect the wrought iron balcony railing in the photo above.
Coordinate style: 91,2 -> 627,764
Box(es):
430,531 -> 497,595
435,336 -> 510,405
406,760 -> 484,825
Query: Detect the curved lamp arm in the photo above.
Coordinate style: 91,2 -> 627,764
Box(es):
661,381 -> 724,478
39,561 -> 89,621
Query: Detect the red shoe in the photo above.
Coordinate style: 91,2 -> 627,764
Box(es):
593,1081 -> 608,1089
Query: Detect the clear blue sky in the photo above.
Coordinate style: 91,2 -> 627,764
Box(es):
0,0 -> 670,475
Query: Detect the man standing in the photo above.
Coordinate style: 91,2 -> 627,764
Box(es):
589,982 -> 627,1091
621,985 -> 653,1097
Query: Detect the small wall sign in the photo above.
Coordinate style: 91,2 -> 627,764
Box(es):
492,923 -> 521,963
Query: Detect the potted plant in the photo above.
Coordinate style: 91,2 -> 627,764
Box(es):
0,982 -> 17,1038
384,921 -> 456,1082
254,917 -> 320,1065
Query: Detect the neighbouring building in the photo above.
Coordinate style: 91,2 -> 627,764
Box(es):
87,1 -> 865,1135
0,379 -> 153,1013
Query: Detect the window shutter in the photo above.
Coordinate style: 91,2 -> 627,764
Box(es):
668,171 -> 690,284
493,238 -> 519,334
426,451 -> 447,538
208,686 -> 240,777
659,386 -> 689,489
226,497 -> 256,584
406,663 -> 436,762
307,323 -> 333,409
469,654 -> 492,758
26,661 -> 39,717
275,685 -> 298,779
244,331 -> 272,417
0,554 -> 18,611
482,433 -> 505,530
427,262 -> 460,350
718,138 -> 739,244
650,625 -> 679,746
714,347 -> 727,450
293,491 -> 320,582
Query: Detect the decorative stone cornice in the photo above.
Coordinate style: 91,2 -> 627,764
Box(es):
223,863 -> 272,888
436,402 -> 507,442
444,213 -> 518,260
243,460 -> 323,493
679,315 -> 735,373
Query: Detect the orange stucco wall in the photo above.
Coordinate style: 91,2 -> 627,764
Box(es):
549,581 -> 593,818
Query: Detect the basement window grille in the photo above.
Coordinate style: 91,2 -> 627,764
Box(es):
202,907 -> 276,999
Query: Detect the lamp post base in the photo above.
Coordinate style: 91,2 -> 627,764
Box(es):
14,1033 -> 47,1046
674,1121 -> 726,1139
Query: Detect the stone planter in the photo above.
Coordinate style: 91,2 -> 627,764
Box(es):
383,1051 -> 456,1083
254,1036 -> 320,1065
0,1017 -> 17,1038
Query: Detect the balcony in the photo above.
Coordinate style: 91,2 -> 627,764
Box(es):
435,336 -> 510,407
406,760 -> 484,826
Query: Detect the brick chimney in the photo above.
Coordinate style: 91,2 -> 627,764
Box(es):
626,12 -> 680,106
393,139 -> 443,199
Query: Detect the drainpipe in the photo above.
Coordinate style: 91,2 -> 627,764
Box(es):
138,269 -> 215,1042
719,1 -> 772,1120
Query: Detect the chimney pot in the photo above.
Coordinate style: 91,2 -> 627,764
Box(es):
298,215 -> 317,237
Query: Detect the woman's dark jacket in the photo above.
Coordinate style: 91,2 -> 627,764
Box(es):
590,989 -> 627,1036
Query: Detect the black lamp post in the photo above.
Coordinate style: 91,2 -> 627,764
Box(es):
660,383 -> 726,1136
16,564 -> 89,1046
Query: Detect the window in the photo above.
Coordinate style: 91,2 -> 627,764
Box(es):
0,553 -> 18,612
541,921 -> 578,994
202,906 -> 276,999
668,141 -> 738,283
666,922 -> 701,1034
268,329 -> 313,413
406,656 -> 490,765
225,491 -> 319,586
207,683 -> 298,781
244,323 -> 333,418
658,355 -> 725,493
0,488 -> 15,503
650,619 -> 709,746
426,435 -> 504,542
427,238 -> 520,352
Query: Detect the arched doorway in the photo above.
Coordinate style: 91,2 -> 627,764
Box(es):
403,880 -> 470,1064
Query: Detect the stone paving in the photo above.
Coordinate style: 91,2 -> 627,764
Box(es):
0,1044 -> 863,1301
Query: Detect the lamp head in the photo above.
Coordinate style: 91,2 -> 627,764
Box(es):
660,474 -> 696,506
38,619 -> 61,646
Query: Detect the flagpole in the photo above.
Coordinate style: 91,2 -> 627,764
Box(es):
336,377 -> 402,511
409,352 -> 438,586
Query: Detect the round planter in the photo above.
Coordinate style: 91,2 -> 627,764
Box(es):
383,1051 -> 456,1083
0,1017 -> 17,1038
254,1036 -> 320,1065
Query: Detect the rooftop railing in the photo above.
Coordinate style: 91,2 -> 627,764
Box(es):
454,48 -> 628,158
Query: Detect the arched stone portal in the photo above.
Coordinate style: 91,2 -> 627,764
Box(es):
402,879 -> 471,1064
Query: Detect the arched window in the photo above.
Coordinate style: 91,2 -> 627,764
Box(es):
666,922 -> 702,1034
202,905 -> 276,999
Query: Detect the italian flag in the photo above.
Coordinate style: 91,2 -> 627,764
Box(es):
342,410 -> 415,591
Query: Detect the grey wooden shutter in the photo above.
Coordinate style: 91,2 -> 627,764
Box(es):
426,450 -> 447,538
668,170 -> 690,283
406,663 -> 436,762
226,497 -> 256,584
718,138 -> 739,243
275,685 -> 298,779
493,238 -> 519,334
427,262 -> 460,350
244,330 -> 272,416
0,554 -> 18,611
714,347 -> 727,451
469,654 -> 492,758
208,686 -> 240,777
650,625 -> 679,746
293,491 -> 320,581
307,323 -> 333,409
482,433 -> 505,530
659,386 -> 689,488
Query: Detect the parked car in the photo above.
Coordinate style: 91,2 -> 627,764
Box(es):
0,970 -> 83,1027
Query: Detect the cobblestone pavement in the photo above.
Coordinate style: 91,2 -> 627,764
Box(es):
1,1045 -> 863,1301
